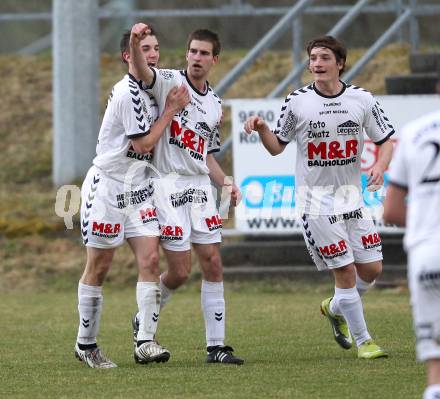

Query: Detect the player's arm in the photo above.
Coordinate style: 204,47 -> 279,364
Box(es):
244,116 -> 286,156
364,95 -> 395,191
207,154 -> 241,207
383,183 -> 407,226
131,85 -> 189,153
129,23 -> 155,86
366,140 -> 393,191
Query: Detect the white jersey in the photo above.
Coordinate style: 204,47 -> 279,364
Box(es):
93,73 -> 157,185
145,68 -> 222,176
388,110 -> 440,251
275,82 -> 394,215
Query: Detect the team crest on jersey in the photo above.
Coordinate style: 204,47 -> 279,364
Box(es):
337,120 -> 360,136
159,70 -> 174,80
279,111 -> 297,138
194,121 -> 212,140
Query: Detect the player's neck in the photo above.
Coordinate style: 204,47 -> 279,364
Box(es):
186,70 -> 207,93
128,66 -> 141,82
314,79 -> 343,96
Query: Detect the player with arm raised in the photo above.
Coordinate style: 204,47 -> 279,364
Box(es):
129,23 -> 243,365
245,35 -> 393,359
384,111 -> 440,399
74,27 -> 189,368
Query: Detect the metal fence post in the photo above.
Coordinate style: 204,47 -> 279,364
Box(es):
292,16 -> 303,90
53,0 -> 100,186
396,0 -> 404,42
409,0 -> 419,51
101,0 -> 136,50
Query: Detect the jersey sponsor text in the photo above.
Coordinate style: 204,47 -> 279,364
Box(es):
160,225 -> 184,240
116,187 -> 153,209
307,140 -> 358,167
328,209 -> 363,224
92,222 -> 121,238
170,120 -> 205,161
361,233 -> 382,249
170,188 -> 208,207
319,240 -> 348,259
205,215 -> 222,231
140,208 -> 158,224
126,146 -> 153,162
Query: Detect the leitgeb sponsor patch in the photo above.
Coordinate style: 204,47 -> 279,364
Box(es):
337,120 -> 360,136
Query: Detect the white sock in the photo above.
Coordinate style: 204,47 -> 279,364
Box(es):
329,289 -> 341,315
333,286 -> 371,347
77,283 -> 103,346
423,384 -> 440,399
136,282 -> 161,342
201,280 -> 225,347
356,274 -> 375,297
159,273 -> 173,309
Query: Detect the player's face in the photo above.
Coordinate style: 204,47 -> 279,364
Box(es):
186,40 -> 218,80
140,35 -> 159,67
309,47 -> 343,84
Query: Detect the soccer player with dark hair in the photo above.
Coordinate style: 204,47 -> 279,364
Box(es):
74,27 -> 189,368
244,35 -> 394,359
129,23 -> 244,365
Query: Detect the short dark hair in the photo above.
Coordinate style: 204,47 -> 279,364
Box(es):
186,29 -> 221,57
120,25 -> 157,64
306,35 -> 347,75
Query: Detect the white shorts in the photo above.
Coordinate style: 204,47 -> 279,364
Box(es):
152,174 -> 222,251
80,166 -> 160,248
300,208 -> 383,270
408,244 -> 440,362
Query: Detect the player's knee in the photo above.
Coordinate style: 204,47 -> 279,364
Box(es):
146,251 -> 160,276
149,251 -> 160,272
370,262 -> 382,279
87,252 -> 113,282
138,250 -> 160,275
173,266 -> 190,285
166,267 -> 190,290
203,252 -> 223,280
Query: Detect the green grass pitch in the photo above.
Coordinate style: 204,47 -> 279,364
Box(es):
0,281 -> 424,398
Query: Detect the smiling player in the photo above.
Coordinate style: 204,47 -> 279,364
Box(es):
244,35 -> 394,359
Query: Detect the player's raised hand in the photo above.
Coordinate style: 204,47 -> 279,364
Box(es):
165,85 -> 190,113
130,23 -> 150,47
244,116 -> 267,134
